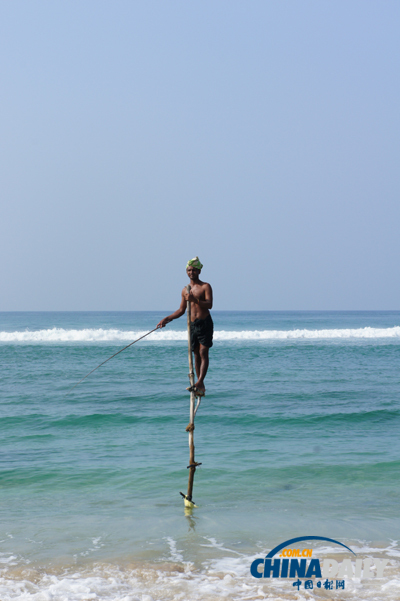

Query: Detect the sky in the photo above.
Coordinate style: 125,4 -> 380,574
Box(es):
1,0 -> 399,311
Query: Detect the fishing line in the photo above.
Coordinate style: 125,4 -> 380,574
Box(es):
64,326 -> 160,397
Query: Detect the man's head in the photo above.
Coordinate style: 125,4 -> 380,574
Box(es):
186,256 -> 203,270
186,256 -> 202,279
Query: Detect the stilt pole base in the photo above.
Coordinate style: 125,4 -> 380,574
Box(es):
180,491 -> 197,508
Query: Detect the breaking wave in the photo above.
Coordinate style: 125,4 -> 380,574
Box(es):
1,326 -> 400,343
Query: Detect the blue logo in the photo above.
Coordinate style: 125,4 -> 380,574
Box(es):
250,535 -> 388,591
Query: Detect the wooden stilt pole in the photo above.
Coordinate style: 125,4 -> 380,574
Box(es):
182,284 -> 198,507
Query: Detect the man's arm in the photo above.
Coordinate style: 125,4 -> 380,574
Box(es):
157,290 -> 187,328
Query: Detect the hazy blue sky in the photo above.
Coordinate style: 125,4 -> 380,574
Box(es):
1,1 -> 399,311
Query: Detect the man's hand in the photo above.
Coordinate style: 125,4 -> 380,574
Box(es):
184,290 -> 198,304
157,317 -> 170,328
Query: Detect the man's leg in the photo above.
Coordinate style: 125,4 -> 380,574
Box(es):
193,343 -> 201,381
194,344 -> 209,392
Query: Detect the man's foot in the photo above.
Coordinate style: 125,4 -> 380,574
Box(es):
186,385 -> 206,396
193,383 -> 206,396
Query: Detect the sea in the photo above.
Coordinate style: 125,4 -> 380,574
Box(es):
0,310 -> 400,600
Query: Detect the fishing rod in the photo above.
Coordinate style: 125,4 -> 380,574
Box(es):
64,326 -> 160,397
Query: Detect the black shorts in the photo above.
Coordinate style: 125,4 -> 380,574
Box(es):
190,314 -> 214,351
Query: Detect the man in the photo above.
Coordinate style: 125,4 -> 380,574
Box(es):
157,257 -> 213,396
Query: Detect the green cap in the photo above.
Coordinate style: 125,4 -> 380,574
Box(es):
186,256 -> 203,270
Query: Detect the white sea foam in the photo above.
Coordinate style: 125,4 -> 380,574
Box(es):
0,554 -> 17,565
0,541 -> 399,601
164,537 -> 185,563
1,326 -> 400,343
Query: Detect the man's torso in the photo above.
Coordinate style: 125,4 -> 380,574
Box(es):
184,281 -> 210,321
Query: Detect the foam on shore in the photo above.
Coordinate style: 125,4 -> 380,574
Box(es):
0,539 -> 399,601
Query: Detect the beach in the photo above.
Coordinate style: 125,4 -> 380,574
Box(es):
1,310 -> 399,600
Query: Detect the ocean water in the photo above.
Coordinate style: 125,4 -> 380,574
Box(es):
1,310 -> 400,600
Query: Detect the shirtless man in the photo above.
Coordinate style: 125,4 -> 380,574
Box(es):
157,257 -> 213,396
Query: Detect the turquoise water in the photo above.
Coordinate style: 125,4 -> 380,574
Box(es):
0,311 -> 400,600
